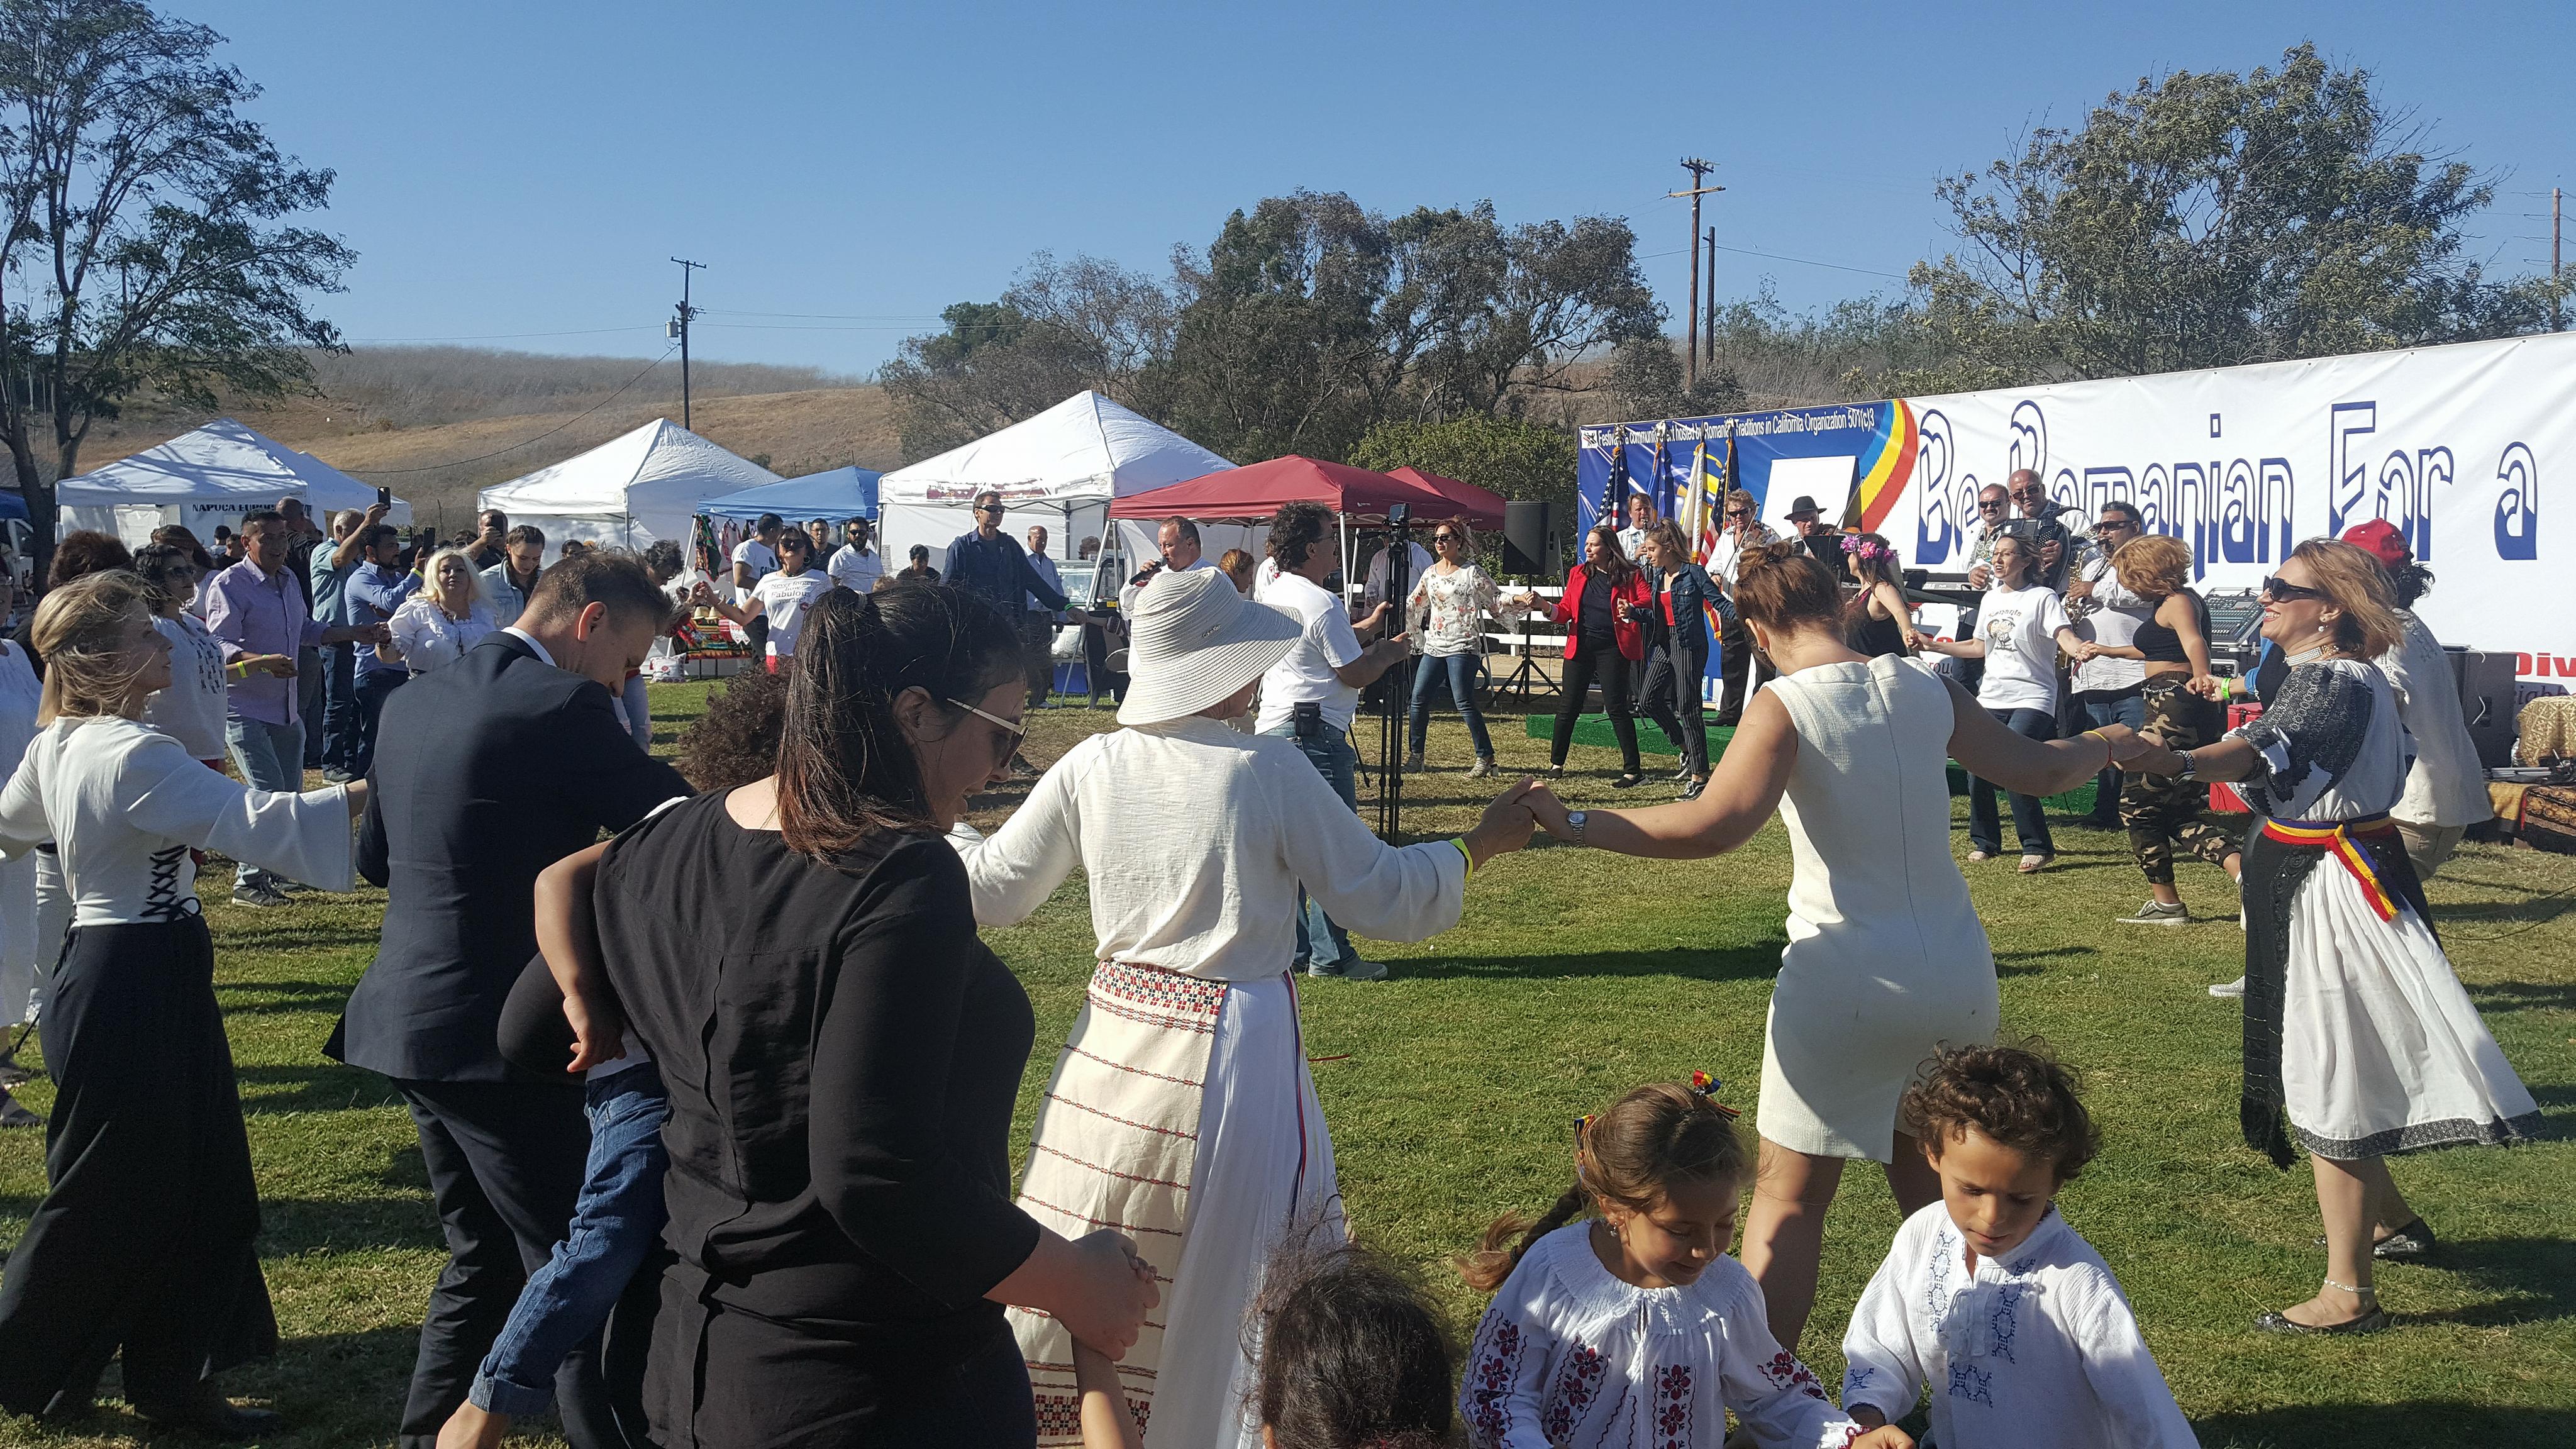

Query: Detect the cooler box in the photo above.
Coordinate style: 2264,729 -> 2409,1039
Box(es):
2210,700 -> 2262,813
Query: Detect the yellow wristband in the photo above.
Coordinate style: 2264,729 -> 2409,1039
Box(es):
1451,836 -> 1475,880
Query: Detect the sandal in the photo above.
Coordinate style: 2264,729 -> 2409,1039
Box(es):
1966,850 -> 1996,863
2313,1216 -> 2437,1260
2254,1305 -> 2390,1336
2018,853 -> 2053,874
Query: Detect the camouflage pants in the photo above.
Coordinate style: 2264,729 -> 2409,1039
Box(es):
2123,674 -> 2241,886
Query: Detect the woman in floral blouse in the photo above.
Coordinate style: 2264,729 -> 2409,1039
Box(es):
1404,523 -> 1515,777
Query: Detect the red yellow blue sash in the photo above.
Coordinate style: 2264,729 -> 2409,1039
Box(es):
2259,813 -> 2404,922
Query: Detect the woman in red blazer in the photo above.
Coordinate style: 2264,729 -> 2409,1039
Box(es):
1519,523 -> 1651,787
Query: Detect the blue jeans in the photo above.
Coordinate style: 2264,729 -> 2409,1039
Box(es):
1405,652 -> 1493,758
619,674 -> 652,750
353,668 -> 409,779
318,644 -> 360,774
1262,723 -> 1357,967
224,714 -> 306,892
470,1064 -> 671,1416
1968,706 -> 2058,856
2078,688 -> 2145,826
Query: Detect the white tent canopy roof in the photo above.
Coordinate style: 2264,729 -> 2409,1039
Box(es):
479,419 -> 780,550
879,391 -> 1231,505
58,417 -> 411,520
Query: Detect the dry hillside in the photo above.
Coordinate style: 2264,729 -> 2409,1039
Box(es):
73,347 -> 902,533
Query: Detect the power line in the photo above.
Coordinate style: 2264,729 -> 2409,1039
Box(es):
348,345 -> 676,476
345,326 -> 659,343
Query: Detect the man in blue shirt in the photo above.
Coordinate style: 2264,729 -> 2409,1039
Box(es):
944,491 -> 1070,621
310,502 -> 387,782
345,524 -> 421,779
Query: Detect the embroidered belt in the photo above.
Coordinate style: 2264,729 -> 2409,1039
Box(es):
2260,812 -> 2402,921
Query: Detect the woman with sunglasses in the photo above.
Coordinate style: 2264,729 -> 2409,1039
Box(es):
2122,541 -> 2538,1338
1706,489 -> 1776,724
540,586 -> 1157,1447
701,530 -> 836,673
1516,523 -> 1651,788
1918,534 -> 2094,871
1402,522 -> 1509,776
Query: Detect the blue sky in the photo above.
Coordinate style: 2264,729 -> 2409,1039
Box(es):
177,1 -> 2574,377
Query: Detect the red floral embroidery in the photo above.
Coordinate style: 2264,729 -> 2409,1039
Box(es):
1651,1363 -> 1695,1449
1540,1339 -> 1607,1440
1757,1348 -> 1830,1400
1464,1321 -> 1522,1440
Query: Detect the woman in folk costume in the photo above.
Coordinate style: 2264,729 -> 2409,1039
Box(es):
2125,538 -> 2539,1335
959,567 -> 1539,1446
0,572 -> 367,1436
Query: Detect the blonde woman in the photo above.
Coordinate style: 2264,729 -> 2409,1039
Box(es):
2124,540 -> 2539,1335
0,572 -> 368,1435
386,546 -> 499,674
2084,533 -> 2243,926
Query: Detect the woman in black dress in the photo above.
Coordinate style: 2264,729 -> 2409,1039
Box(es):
538,586 -> 1154,1448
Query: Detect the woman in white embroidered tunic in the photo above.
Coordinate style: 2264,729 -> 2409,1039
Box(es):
960,568 -> 1536,1447
0,573 -> 367,1435
2124,540 -> 2539,1336
386,547 -> 499,674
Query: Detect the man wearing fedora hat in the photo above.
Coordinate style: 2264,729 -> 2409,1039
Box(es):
1784,495 -> 1841,560
957,564 -> 1538,1445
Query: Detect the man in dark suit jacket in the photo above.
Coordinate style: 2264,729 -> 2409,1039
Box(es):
328,552 -> 687,1449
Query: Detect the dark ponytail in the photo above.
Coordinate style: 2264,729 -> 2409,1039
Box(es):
1458,1080 -> 1752,1293
775,584 -> 1024,862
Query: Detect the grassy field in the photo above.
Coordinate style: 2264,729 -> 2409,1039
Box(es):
1,678 -> 2569,1447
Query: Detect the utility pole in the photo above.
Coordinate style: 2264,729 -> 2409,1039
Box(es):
1705,227 -> 1717,365
669,257 -> 706,430
1668,159 -> 1721,393
2555,189 -> 2563,333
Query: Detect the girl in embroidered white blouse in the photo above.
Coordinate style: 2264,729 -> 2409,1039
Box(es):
1456,1080 -> 1911,1449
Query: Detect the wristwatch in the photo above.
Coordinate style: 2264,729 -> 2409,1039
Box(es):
2172,751 -> 2198,784
1566,809 -> 1588,846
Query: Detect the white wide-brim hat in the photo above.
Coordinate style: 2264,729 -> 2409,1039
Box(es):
1116,567 -> 1302,727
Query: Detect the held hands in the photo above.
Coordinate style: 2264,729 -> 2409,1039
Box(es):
245,653 -> 297,679
1060,1231 -> 1159,1360
2186,672 -> 2226,701
1464,777 -> 1543,865
1845,1404 -> 1915,1447
1519,780 -> 1578,841
1967,562 -> 1992,590
2084,723 -> 2155,765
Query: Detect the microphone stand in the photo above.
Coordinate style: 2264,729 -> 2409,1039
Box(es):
1374,510 -> 1413,841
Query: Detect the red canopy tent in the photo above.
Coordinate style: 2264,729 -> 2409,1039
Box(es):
1383,465 -> 1506,530
1106,454 -> 1462,523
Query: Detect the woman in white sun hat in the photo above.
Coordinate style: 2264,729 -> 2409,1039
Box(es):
958,566 -> 1538,1448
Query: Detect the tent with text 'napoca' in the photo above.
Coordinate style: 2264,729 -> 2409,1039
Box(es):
875,391 -> 1233,572
58,418 -> 412,550
478,418 -> 779,551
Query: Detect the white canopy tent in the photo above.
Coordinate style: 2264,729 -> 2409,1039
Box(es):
478,419 -> 779,551
876,391 -> 1234,572
59,418 -> 413,550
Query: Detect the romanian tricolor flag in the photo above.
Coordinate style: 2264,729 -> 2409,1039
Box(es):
1694,428 -> 1732,566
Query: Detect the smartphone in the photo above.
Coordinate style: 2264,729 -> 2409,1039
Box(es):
376,486 -> 392,509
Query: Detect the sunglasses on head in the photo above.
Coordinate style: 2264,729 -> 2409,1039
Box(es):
2260,575 -> 2325,602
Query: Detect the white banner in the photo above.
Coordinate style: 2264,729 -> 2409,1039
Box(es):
1883,331 -> 2572,687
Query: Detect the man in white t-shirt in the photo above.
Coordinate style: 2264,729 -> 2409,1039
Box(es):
1614,493 -> 1654,563
1360,535 -> 1435,613
1254,502 -> 1411,980
825,517 -> 881,594
1120,517 -> 1215,615
731,513 -> 785,657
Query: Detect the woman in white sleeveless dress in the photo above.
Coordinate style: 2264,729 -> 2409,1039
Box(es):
1524,542 -> 2142,1348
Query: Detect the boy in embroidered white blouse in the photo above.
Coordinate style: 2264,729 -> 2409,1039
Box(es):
1841,1045 -> 2196,1448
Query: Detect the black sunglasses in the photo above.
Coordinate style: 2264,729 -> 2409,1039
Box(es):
1977,499 -> 2007,511
1724,508 -> 1748,519
1431,532 -> 1462,543
2260,575 -> 2325,602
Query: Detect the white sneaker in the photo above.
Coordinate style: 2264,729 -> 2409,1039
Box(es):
2208,976 -> 2246,998
2118,900 -> 2189,925
1467,758 -> 1496,778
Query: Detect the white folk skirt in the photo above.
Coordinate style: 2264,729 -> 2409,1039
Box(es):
1013,966 -> 1341,1448
2282,865 -> 2541,1157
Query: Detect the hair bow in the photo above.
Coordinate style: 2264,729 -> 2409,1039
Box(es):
1689,1070 -> 1743,1120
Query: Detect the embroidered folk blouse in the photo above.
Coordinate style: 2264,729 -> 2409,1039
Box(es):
1460,1223 -> 1863,1449
957,714 -> 1466,981
0,716 -> 354,923
2229,658 -> 2408,822
1840,1202 -> 2195,1449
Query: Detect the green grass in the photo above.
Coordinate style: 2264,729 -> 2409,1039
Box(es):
1,678 -> 2568,1447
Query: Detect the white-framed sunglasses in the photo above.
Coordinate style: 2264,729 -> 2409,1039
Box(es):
946,697 -> 1027,748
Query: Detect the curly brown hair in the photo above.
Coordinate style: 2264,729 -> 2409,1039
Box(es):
673,670 -> 787,792
1254,1224 -> 1454,1449
1458,1080 -> 1750,1292
1901,1042 -> 2101,1184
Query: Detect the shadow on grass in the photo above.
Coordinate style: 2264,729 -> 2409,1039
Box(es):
260,1196 -> 440,1258
235,1063 -> 404,1114
1400,945 -> 1785,984
215,979 -> 358,1016
2462,980 -> 2576,1015
2192,1402 -> 2576,1448
2401,1236 -> 2576,1328
2428,895 -> 2576,929
1990,945 -> 2096,976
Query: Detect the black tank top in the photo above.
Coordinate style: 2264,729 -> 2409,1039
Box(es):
2133,591 -> 2207,664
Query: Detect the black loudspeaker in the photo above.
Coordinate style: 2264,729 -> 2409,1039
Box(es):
1502,500 -> 1556,577
2446,647 -> 2521,768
